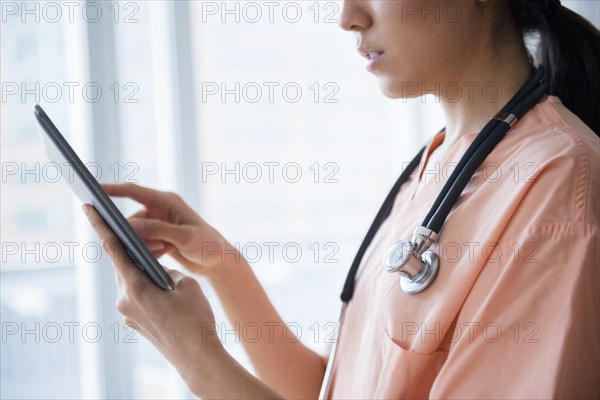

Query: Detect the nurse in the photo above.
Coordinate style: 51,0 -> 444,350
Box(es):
83,0 -> 600,398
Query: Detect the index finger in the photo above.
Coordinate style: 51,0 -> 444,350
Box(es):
102,183 -> 163,207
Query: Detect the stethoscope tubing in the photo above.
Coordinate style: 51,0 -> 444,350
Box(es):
427,80 -> 551,233
318,66 -> 550,400
423,67 -> 549,233
340,67 -> 549,304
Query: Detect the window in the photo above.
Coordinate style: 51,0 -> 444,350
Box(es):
2,1 -> 596,398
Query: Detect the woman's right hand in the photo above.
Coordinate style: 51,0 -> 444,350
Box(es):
102,183 -> 241,277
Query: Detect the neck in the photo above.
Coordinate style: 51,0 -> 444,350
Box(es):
437,38 -> 533,150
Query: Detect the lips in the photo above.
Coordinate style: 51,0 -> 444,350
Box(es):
358,47 -> 385,60
358,46 -> 385,72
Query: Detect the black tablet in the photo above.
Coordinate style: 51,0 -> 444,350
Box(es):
34,104 -> 175,291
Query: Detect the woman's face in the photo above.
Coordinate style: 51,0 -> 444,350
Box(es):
339,0 -> 494,98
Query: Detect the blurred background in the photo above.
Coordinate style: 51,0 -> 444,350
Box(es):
1,1 -> 598,398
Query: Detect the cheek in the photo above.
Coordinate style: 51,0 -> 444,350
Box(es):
374,1 -> 480,97
377,24 -> 445,96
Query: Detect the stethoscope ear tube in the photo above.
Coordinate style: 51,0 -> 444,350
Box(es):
510,80 -> 551,117
420,117 -> 502,230
426,74 -> 550,233
503,66 -> 547,111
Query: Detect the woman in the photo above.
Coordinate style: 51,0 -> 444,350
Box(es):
83,0 -> 600,398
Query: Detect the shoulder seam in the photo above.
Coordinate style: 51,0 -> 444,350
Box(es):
539,101 -> 590,222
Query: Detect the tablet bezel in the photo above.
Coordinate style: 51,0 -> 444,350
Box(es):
34,104 -> 175,291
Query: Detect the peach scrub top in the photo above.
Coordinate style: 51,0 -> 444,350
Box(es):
324,96 -> 599,399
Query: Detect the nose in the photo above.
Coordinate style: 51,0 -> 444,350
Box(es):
339,0 -> 372,32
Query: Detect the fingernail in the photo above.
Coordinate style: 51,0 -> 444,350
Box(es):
148,243 -> 165,251
81,204 -> 91,217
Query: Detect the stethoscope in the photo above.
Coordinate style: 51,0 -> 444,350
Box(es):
318,65 -> 550,399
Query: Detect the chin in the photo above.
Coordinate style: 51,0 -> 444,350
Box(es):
377,76 -> 423,100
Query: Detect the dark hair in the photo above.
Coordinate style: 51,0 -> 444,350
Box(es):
509,0 -> 600,135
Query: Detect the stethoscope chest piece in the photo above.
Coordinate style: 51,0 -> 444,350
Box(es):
383,227 -> 440,294
399,250 -> 439,294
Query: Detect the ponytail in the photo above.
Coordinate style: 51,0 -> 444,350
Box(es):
509,0 -> 600,135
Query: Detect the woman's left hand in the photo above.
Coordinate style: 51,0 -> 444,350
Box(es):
81,203 -> 222,382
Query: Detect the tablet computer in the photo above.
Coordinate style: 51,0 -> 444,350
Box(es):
34,104 -> 175,290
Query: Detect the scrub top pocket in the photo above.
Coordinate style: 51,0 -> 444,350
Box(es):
373,332 -> 449,399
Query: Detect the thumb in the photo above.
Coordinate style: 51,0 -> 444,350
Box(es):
129,218 -> 191,248
163,265 -> 185,281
